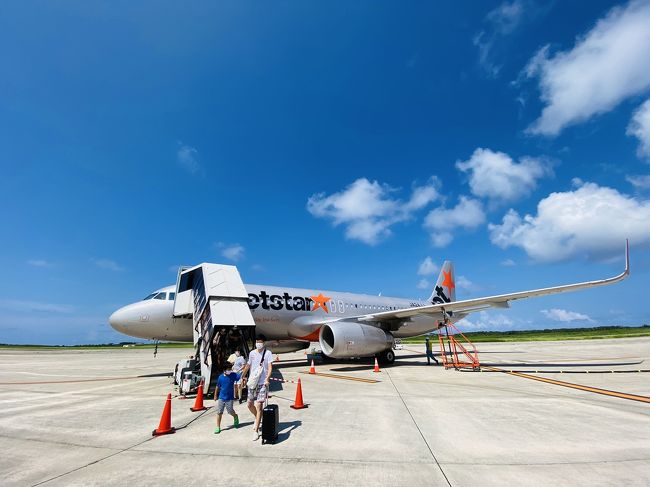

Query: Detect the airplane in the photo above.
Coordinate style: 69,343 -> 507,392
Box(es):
109,242 -> 630,364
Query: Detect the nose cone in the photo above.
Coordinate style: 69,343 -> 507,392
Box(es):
109,308 -> 128,334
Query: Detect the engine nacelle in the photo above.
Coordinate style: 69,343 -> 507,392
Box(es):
319,322 -> 394,358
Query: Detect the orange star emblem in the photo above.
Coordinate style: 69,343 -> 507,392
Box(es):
310,293 -> 331,313
441,270 -> 455,291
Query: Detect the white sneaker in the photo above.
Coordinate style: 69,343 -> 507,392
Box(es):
252,431 -> 260,441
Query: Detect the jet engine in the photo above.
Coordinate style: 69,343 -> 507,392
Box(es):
319,322 -> 394,358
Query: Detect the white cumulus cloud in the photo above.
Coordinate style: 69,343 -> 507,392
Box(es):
627,174 -> 650,189
417,279 -> 431,290
417,257 -> 439,276
218,243 -> 245,262
489,181 -> 650,261
456,311 -> 515,331
627,98 -> 650,161
541,308 -> 593,322
525,0 -> 650,135
457,275 -> 480,293
456,148 -> 552,203
307,177 -> 440,245
424,196 -> 485,247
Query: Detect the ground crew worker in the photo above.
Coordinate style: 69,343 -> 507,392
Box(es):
241,337 -> 273,441
214,362 -> 240,435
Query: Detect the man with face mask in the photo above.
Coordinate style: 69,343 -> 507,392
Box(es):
214,362 -> 241,435
241,338 -> 273,441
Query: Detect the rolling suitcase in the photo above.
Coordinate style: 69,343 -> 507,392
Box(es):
261,403 -> 279,444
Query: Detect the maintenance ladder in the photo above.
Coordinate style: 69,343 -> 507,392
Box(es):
437,323 -> 480,371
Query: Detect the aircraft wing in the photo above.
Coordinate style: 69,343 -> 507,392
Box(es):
357,241 -> 630,324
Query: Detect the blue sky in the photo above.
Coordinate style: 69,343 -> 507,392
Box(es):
1,1 -> 649,344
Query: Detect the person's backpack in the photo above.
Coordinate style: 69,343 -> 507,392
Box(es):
247,349 -> 267,389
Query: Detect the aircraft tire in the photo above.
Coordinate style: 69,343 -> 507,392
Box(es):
379,349 -> 395,364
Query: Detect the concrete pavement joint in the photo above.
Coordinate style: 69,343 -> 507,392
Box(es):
30,406 -> 212,485
31,436 -> 156,486
385,368 -> 453,487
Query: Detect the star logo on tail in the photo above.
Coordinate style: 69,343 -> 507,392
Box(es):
441,270 -> 455,293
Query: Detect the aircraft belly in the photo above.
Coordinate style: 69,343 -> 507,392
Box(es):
393,315 -> 439,338
161,317 -> 193,341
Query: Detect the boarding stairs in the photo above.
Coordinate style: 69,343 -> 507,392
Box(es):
173,264 -> 255,392
437,322 -> 480,371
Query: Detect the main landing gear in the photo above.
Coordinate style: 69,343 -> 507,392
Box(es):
378,348 -> 395,365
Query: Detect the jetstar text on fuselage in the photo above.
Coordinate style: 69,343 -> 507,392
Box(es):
247,291 -> 331,312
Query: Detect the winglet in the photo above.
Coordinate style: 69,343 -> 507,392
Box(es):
624,239 -> 630,276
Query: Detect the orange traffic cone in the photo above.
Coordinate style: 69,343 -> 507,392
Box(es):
190,382 -> 207,412
290,378 -> 307,409
309,359 -> 316,374
152,393 -> 175,436
373,357 -> 381,373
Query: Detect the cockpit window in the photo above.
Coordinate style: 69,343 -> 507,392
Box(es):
168,292 -> 176,301
143,293 -> 157,300
154,292 -> 167,300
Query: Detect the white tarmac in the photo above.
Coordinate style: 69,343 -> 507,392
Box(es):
1,338 -> 649,486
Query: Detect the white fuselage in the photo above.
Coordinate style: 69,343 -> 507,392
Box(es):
109,283 -> 453,342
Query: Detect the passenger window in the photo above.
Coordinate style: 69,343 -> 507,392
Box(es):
168,292 -> 176,301
154,293 -> 167,300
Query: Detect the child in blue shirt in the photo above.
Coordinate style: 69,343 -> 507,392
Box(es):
214,362 -> 242,434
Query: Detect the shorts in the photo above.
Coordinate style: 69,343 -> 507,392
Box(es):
247,384 -> 268,403
234,369 -> 243,385
216,399 -> 235,415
